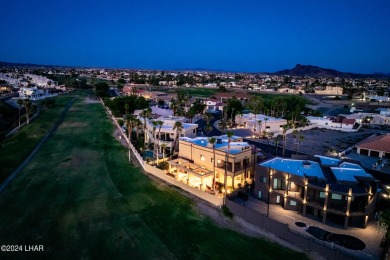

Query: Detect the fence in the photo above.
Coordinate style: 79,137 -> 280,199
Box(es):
226,199 -> 374,260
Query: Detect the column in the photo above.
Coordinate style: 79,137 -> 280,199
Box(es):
323,184 -> 329,224
303,177 -> 308,215
344,188 -> 352,229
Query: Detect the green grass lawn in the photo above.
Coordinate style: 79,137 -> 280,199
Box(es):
0,91 -> 82,183
0,90 -> 307,259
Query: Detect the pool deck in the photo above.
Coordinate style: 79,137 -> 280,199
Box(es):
243,196 -> 383,259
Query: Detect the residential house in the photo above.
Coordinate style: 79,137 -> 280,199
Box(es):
143,116 -> 198,154
235,113 -> 288,136
314,86 -> 343,95
255,155 -> 378,228
355,133 -> 390,158
168,135 -> 254,191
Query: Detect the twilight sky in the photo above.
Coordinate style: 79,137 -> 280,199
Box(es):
1,0 -> 389,73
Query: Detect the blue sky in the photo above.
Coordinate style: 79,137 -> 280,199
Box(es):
1,0 -> 389,73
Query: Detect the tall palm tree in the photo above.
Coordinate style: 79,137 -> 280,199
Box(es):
124,103 -> 129,116
172,121 -> 183,154
135,118 -> 143,140
17,99 -> 23,129
223,130 -> 234,205
140,108 -> 152,145
275,135 -> 282,155
282,124 -> 289,157
208,137 -> 217,190
23,99 -> 32,125
218,120 -> 228,134
292,129 -> 298,152
264,117 -> 269,134
151,120 -> 159,161
125,114 -> 136,142
157,120 -> 164,161
161,143 -> 167,162
296,134 -> 304,154
257,119 -> 262,137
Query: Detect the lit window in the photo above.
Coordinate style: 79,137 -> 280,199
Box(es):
290,200 -> 297,206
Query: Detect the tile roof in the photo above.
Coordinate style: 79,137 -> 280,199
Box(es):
356,134 -> 390,153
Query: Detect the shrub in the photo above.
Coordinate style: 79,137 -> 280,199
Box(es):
221,205 -> 233,218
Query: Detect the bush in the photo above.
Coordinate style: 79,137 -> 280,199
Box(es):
221,205 -> 233,218
157,161 -> 169,170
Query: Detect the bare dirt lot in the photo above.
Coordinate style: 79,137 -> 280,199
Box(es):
285,127 -> 389,156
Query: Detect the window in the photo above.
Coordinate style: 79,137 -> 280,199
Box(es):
257,191 -> 262,199
180,134 -> 184,137
319,192 -> 325,198
273,178 -> 285,190
331,193 -> 342,200
211,158 -> 214,162
290,200 -> 297,206
260,176 -> 266,183
193,129 -> 196,133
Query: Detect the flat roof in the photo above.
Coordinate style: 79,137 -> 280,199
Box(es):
330,167 -> 373,184
261,158 -> 325,179
314,155 -> 340,166
180,136 -> 251,155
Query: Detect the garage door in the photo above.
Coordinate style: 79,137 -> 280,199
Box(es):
359,149 -> 369,156
370,151 -> 380,157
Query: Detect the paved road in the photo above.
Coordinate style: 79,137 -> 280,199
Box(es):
0,98 -> 76,194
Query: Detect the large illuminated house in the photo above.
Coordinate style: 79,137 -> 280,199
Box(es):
255,155 -> 378,229
18,87 -> 55,101
167,135 -> 253,192
235,113 -> 288,136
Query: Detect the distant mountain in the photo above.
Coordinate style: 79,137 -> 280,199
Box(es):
0,61 -> 65,68
274,64 -> 390,78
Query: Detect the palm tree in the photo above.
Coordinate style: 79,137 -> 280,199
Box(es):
125,114 -> 136,162
296,134 -> 304,154
218,120 -> 228,134
151,120 -> 158,161
17,99 -> 23,129
140,108 -> 152,145
205,123 -> 213,136
124,103 -> 129,116
275,135 -> 282,155
172,121 -> 183,154
257,119 -> 262,137
292,129 -> 298,152
135,118 -> 143,140
264,117 -> 269,134
23,99 -> 32,125
157,120 -> 164,161
223,130 -> 234,205
208,137 -> 217,190
125,114 -> 136,142
282,124 -> 289,157
161,143 -> 167,161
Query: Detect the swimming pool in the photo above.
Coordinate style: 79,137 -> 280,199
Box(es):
143,150 -> 154,159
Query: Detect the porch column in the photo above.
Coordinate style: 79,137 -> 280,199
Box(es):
303,177 -> 308,215
323,184 -> 329,223
322,211 -> 327,224
363,215 -> 369,228
344,188 -> 352,229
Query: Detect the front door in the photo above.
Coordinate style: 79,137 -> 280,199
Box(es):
276,195 -> 280,204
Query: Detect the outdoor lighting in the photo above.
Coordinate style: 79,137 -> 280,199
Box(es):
200,155 -> 205,161
303,200 -> 306,204
382,194 -> 389,198
217,159 -> 221,164
291,182 -> 295,188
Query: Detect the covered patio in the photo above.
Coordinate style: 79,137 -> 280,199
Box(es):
168,158 -> 215,191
